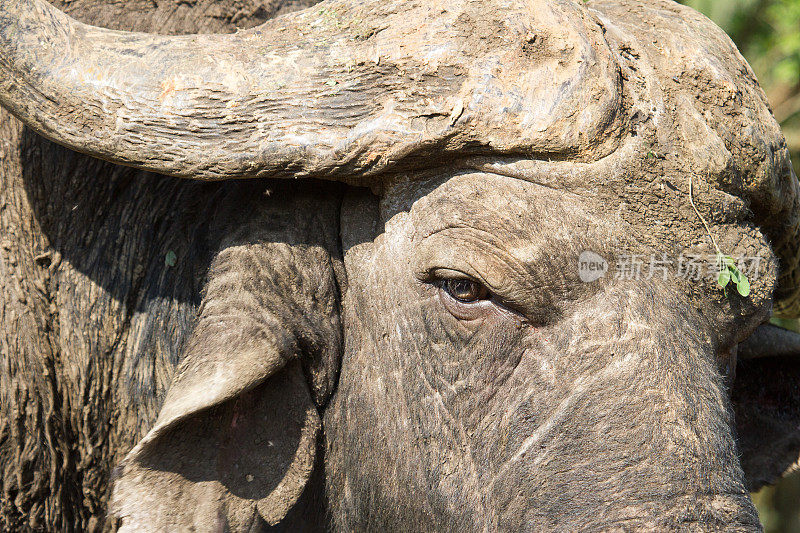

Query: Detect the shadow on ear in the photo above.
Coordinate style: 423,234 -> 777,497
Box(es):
111,183 -> 343,531
112,360 -> 319,531
734,325 -> 800,490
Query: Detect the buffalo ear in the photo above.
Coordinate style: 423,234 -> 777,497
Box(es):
734,325 -> 800,490
112,360 -> 319,531
110,188 -> 342,531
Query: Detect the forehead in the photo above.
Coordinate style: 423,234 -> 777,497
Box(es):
384,172 -> 608,242
371,170 -> 775,320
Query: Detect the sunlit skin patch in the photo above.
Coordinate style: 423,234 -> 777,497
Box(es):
159,78 -> 178,100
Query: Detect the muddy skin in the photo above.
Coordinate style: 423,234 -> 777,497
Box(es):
1,0 -> 799,531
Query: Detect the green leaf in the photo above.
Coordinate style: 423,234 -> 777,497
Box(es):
735,275 -> 750,297
165,250 -> 177,267
724,255 -> 736,269
729,266 -> 742,284
717,269 -> 731,288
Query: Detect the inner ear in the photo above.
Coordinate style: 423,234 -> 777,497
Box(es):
115,361 -> 320,530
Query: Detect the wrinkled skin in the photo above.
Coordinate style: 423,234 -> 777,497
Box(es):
2,0 -> 800,532
327,173 -> 765,531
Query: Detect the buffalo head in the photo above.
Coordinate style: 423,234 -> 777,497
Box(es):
1,0 -> 799,530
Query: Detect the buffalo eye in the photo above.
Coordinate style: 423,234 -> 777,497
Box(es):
441,279 -> 489,303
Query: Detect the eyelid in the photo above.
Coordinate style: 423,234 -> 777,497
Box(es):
422,267 -> 482,283
424,269 -> 534,323
413,233 -> 518,295
413,233 -> 568,324
441,278 -> 491,302
422,267 -> 521,311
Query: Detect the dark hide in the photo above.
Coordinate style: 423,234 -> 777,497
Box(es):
0,3 -> 324,526
0,3 -> 325,531
734,355 -> 800,490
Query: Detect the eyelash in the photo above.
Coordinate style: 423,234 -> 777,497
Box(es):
431,276 -> 497,321
439,278 -> 491,303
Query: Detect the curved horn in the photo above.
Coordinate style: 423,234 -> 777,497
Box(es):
0,0 -> 622,181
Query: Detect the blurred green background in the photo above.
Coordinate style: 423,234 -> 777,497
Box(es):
679,1 -> 800,531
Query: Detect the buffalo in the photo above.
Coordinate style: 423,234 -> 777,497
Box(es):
1,0 -> 799,531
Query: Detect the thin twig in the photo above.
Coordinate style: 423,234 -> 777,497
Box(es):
689,174 -> 722,256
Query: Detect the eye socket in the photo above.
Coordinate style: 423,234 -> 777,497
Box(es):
441,278 -> 490,303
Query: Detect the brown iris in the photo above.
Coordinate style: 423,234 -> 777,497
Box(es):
441,279 -> 489,303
